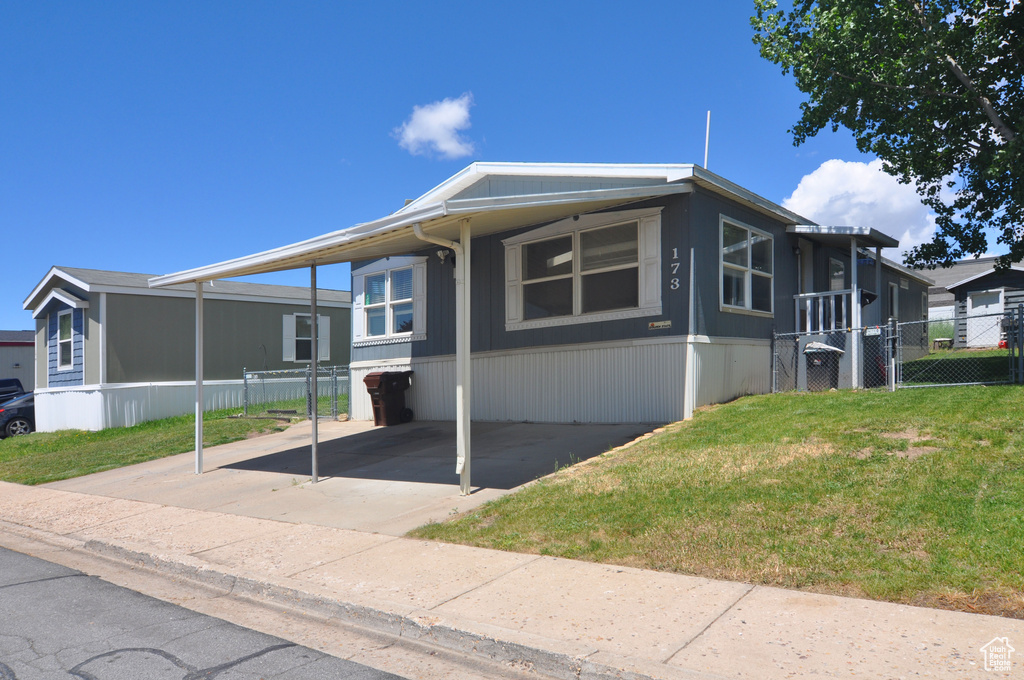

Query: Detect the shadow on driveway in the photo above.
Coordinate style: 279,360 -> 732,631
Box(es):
225,421 -> 658,490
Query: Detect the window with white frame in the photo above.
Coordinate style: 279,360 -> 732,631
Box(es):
283,313 -> 330,362
57,310 -> 72,369
352,256 -> 427,344
720,217 -> 773,314
503,208 -> 662,330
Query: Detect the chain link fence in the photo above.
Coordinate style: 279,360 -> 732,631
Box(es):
773,327 -> 895,393
773,306 -> 1024,393
897,310 -> 1019,388
243,366 -> 349,419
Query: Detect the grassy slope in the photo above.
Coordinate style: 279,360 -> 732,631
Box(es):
0,409 -> 288,485
412,386 -> 1024,617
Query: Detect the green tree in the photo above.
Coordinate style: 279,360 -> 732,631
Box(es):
752,0 -> 1021,268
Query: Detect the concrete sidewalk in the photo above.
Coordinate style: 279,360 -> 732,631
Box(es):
0,481 -> 1018,679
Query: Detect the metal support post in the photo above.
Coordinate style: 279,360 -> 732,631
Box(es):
310,263 -> 319,484
195,282 -> 204,475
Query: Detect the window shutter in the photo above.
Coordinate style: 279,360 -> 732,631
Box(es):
282,314 -> 295,362
352,274 -> 365,341
505,245 -> 522,324
317,315 -> 330,361
639,215 -> 662,308
412,262 -> 427,336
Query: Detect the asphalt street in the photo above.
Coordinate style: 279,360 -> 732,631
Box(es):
0,546 -> 406,680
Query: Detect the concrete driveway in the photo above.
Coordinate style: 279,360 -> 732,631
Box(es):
45,419 -> 657,535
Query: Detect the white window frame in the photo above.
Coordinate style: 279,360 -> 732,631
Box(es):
502,208 -> 662,331
352,256 -> 427,346
719,216 -> 774,317
57,309 -> 73,370
282,313 -> 330,363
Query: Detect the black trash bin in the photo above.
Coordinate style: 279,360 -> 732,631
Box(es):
804,343 -> 842,392
363,370 -> 414,426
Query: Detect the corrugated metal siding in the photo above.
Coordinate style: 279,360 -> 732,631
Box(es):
352,338 -> 689,424
36,381 -> 246,431
692,339 -> 772,408
0,345 -> 34,390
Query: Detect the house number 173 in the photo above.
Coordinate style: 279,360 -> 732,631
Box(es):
670,248 -> 680,290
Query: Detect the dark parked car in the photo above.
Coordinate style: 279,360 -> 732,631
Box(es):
0,378 -> 25,402
0,392 -> 33,438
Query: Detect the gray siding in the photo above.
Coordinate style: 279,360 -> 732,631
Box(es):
952,270 -> 1024,343
687,188 -> 800,338
105,294 -> 351,383
47,306 -> 84,387
353,189 -> 803,367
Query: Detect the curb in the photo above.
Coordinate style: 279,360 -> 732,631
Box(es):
78,538 -> 726,680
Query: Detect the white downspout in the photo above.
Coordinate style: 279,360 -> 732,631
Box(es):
195,281 -> 204,475
412,221 -> 472,495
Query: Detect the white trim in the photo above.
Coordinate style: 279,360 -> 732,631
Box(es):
31,288 -> 90,319
56,309 -> 74,371
149,163 -> 808,289
353,256 -> 427,344
504,208 -> 662,331
719,215 -> 774,316
888,281 -> 900,319
24,267 -> 93,309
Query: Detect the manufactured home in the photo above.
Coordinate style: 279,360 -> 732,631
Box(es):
150,162 -> 931,491
23,267 -> 351,431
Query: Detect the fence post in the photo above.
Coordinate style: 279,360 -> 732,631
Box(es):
888,317 -> 897,392
1018,304 -> 1024,384
305,367 -> 312,420
771,331 -> 777,394
243,367 -> 248,416
331,367 -> 338,419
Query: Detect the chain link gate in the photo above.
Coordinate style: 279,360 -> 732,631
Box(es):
242,366 -> 350,419
895,305 -> 1023,388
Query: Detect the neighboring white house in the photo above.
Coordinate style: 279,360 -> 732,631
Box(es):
23,266 -> 351,431
0,330 -> 35,392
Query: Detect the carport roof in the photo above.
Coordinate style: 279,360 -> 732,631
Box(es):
148,162 -> 814,288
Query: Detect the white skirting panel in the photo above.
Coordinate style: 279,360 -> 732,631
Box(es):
351,338 -> 689,424
691,337 -> 772,408
35,380 -> 246,432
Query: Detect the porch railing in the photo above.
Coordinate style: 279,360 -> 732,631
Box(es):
795,289 -> 853,333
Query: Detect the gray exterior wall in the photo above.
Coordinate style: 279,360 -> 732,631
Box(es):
811,246 -> 929,326
105,294 -> 351,383
352,188 -> 804,366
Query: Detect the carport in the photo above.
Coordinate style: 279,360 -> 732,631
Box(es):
149,164 -> 697,493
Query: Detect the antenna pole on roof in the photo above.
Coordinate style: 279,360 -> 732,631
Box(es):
704,110 -> 711,169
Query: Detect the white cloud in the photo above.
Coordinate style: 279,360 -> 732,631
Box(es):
782,159 -> 937,258
394,93 -> 475,159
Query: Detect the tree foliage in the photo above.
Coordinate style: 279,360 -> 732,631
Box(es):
752,0 -> 1022,269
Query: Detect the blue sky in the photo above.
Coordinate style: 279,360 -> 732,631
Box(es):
1,2 -> 941,331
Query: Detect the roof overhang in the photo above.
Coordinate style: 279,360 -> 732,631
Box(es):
30,288 -> 90,319
787,225 -> 899,249
23,266 -> 91,311
150,183 -> 694,287
946,264 -> 1024,291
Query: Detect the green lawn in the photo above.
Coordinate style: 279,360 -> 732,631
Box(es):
0,408 -> 289,485
411,386 -> 1024,618
902,348 -> 1010,385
